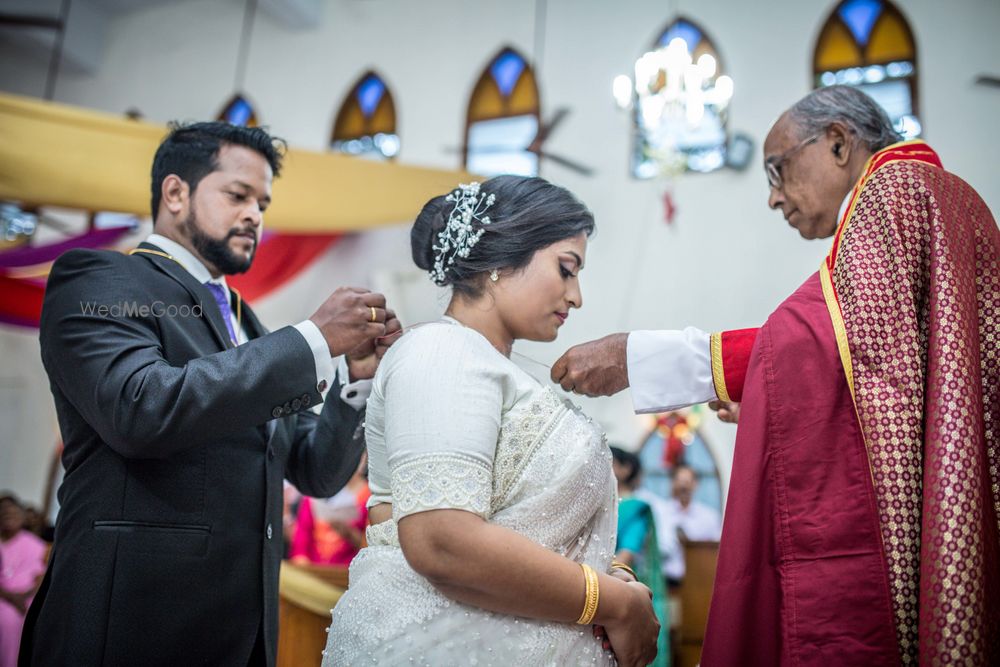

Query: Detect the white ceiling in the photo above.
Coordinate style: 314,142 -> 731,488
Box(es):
0,0 -> 322,76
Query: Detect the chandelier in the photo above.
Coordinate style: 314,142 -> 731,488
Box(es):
614,36 -> 735,176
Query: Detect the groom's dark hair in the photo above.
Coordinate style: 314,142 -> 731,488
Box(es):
150,121 -> 286,219
411,175 -> 595,298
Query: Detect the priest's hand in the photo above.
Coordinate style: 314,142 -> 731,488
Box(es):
708,399 -> 741,424
551,333 -> 629,397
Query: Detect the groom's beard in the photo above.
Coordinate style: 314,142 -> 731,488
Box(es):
184,209 -> 256,275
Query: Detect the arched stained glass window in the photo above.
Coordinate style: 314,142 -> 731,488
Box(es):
331,71 -> 400,160
464,47 -> 540,177
637,410 -> 723,513
631,17 -> 733,178
814,0 -> 920,138
216,94 -> 258,127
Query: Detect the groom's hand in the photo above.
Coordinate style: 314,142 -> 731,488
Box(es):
375,310 -> 402,360
310,287 -> 387,358
551,333 -> 629,397
346,309 -> 401,380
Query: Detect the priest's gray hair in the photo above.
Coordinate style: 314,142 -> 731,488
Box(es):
788,85 -> 902,152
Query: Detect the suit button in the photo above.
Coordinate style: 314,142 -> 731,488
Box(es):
266,523 -> 273,540
317,380 -> 327,393
346,390 -> 357,399
267,446 -> 275,460
292,398 -> 302,411
271,406 -> 282,419
301,394 -> 312,407
283,402 -> 291,414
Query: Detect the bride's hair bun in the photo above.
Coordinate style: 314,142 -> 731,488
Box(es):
411,194 -> 451,275
410,175 -> 595,298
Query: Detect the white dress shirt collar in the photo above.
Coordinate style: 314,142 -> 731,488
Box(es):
146,233 -> 228,290
837,190 -> 853,226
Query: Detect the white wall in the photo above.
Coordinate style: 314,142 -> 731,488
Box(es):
1,0 -> 997,506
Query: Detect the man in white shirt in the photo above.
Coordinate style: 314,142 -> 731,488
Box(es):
657,465 -> 721,584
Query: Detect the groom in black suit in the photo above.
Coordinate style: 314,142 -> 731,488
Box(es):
21,122 -> 398,666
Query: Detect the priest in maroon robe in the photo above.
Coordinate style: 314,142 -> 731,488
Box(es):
553,86 -> 999,665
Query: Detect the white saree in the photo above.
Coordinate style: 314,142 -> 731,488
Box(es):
322,318 -> 617,666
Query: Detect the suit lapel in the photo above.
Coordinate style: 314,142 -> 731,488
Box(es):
230,291 -> 279,440
132,242 -> 233,351
238,299 -> 268,341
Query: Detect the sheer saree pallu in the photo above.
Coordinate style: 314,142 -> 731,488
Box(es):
325,389 -> 617,666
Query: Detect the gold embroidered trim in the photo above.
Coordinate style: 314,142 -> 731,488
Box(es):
129,247 -> 241,342
129,248 -> 180,264
230,285 -> 243,331
820,263 -> 854,400
710,331 -> 730,403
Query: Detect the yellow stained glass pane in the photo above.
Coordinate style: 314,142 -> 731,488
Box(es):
468,50 -> 539,122
815,19 -> 864,71
506,67 -> 539,117
468,76 -> 506,122
367,95 -> 396,136
866,12 -> 914,63
332,77 -> 397,141
333,102 -> 367,140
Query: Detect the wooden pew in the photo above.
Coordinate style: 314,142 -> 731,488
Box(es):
277,561 -> 349,667
675,539 -> 720,667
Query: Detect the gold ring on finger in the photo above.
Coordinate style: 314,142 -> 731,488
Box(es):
370,306 -> 377,322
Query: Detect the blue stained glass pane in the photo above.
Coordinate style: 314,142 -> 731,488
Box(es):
657,20 -> 702,52
356,75 -> 386,118
489,50 -> 526,97
838,0 -> 883,46
224,97 -> 253,126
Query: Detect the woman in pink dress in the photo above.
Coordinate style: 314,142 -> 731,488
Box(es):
0,494 -> 47,667
289,455 -> 370,566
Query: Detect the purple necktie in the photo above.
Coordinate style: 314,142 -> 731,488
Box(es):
203,281 -> 238,345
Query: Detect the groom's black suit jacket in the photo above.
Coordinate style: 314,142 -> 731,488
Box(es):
21,242 -> 364,666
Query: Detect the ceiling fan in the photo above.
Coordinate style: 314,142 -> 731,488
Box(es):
449,107 -> 596,177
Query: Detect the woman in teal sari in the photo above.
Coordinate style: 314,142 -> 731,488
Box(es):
611,447 -> 670,667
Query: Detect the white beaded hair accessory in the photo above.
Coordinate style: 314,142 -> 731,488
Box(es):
429,182 -> 496,285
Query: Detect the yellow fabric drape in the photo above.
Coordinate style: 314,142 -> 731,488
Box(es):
278,563 -> 344,616
0,92 -> 475,232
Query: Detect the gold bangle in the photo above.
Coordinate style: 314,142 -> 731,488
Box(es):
575,563 -> 600,625
610,561 -> 638,581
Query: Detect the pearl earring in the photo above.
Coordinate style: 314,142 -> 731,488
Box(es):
490,269 -> 499,282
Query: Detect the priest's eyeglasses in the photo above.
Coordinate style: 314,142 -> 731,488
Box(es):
765,133 -> 821,190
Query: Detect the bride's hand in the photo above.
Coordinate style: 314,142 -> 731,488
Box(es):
600,579 -> 659,667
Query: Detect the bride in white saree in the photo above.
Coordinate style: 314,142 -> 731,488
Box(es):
323,176 -> 659,667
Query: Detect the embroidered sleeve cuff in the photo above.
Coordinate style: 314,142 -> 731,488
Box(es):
293,320 -> 335,400
709,328 -> 759,403
390,452 -> 493,521
626,328 -> 716,414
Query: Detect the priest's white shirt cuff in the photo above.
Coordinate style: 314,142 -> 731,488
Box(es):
292,320 -> 372,411
626,327 -> 717,414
